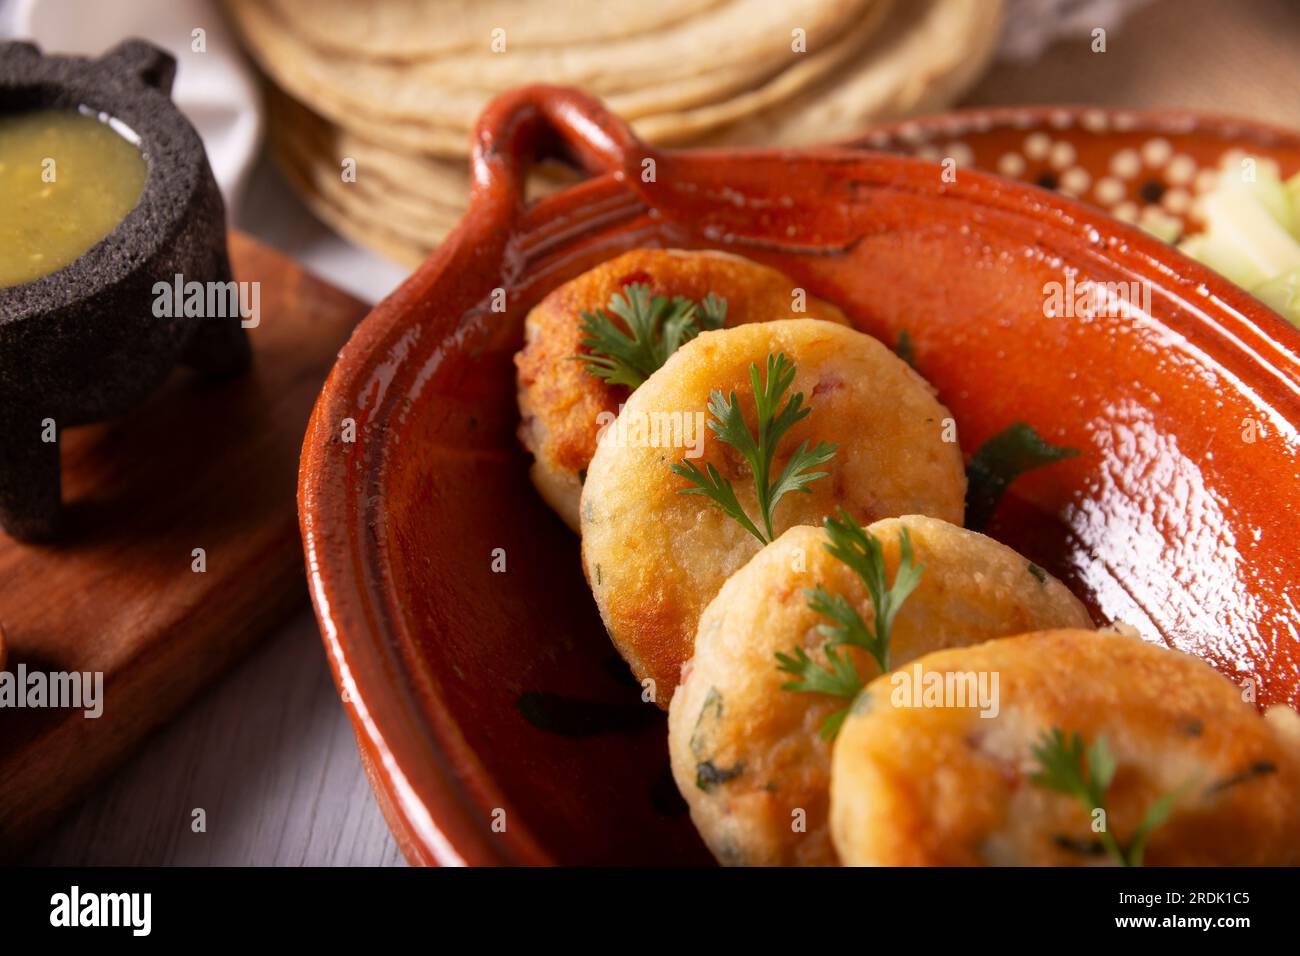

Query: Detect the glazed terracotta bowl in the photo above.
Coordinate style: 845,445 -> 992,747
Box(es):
298,88 -> 1300,866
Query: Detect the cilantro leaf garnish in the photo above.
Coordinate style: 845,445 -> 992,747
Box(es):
576,283 -> 727,389
1029,727 -> 1192,867
964,422 -> 1078,531
776,510 -> 925,739
671,352 -> 837,544
816,510 -> 925,673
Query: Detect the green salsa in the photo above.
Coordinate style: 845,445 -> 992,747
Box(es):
0,108 -> 147,288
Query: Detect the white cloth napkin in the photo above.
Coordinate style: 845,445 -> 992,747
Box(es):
998,0 -> 1151,61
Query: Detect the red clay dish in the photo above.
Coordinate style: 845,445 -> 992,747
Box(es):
298,88 -> 1300,866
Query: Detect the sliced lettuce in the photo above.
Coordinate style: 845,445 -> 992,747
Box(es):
1179,231 -> 1272,289
1252,267 -> 1300,324
1288,171 -> 1300,241
1177,164 -> 1300,327
1200,187 -> 1300,278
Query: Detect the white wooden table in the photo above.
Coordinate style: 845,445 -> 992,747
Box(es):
29,608 -> 405,866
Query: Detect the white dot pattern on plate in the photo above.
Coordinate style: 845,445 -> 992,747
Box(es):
1082,110 -> 1108,133
1141,204 -> 1181,233
945,142 -> 975,167
1111,149 -> 1141,179
998,152 -> 1026,177
1060,167 -> 1091,195
866,111 -> 1292,240
1142,137 -> 1173,166
1024,132 -> 1051,160
1094,176 -> 1125,204
1049,141 -> 1077,170
1113,201 -> 1139,223
1167,154 -> 1197,185
1162,187 -> 1192,214
899,122 -> 925,145
1194,168 -> 1221,193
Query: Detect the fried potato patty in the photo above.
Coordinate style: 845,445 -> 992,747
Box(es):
515,249 -> 848,530
667,518 -> 1091,866
831,629 -> 1300,866
581,320 -> 966,706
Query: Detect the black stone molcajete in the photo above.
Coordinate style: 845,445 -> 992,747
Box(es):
0,39 -> 249,541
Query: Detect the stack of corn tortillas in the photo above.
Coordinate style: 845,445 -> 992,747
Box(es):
227,0 -> 1004,264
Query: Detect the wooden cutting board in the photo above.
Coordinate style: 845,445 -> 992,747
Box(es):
0,232 -> 367,858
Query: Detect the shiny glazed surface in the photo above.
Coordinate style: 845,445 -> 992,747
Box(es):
298,89 -> 1300,866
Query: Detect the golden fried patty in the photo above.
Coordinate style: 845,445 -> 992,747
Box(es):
581,320 -> 966,707
668,518 -> 1091,866
831,629 -> 1300,866
515,248 -> 848,530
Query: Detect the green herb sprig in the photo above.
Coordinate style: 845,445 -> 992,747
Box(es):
776,510 -> 925,740
964,422 -> 1078,531
1029,727 -> 1191,867
576,283 -> 726,389
671,352 -> 837,544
